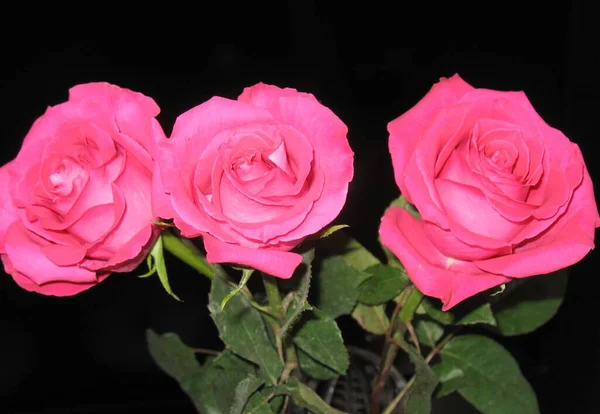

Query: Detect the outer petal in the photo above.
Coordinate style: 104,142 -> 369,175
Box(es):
3,222 -> 97,287
152,165 -> 176,220
68,82 -> 160,153
388,74 -> 474,202
3,255 -> 107,296
0,163 -> 18,253
380,207 -> 510,310
101,157 -> 154,251
475,169 -> 599,277
84,225 -> 157,272
238,83 -> 304,110
168,97 -> 275,158
203,234 -> 302,279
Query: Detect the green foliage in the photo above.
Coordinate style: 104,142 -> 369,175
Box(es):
352,303 -> 390,335
312,255 -> 370,318
358,264 -> 409,305
317,230 -> 396,335
220,268 -> 255,310
280,249 -> 315,339
457,303 -> 497,326
292,309 -> 349,375
420,299 -> 455,325
492,270 -> 568,336
297,348 -> 338,380
316,224 -> 350,239
145,190 -> 564,414
272,378 -> 346,414
392,332 -> 439,414
231,375 -> 265,414
414,317 -> 444,347
140,235 -> 181,301
146,330 -> 259,414
433,335 -> 539,414
209,274 -> 283,384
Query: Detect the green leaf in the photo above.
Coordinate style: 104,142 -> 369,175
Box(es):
318,231 -> 391,335
437,334 -> 539,414
414,317 -> 444,347
297,347 -> 339,380
146,330 -> 256,414
244,390 -> 277,414
207,352 -> 261,414
351,303 -> 390,335
358,264 -> 409,305
404,350 -> 439,414
221,268 -> 255,311
492,270 -> 568,336
317,224 -> 350,239
273,378 -> 346,414
420,298 -> 455,325
280,249 -> 315,338
230,375 -> 264,414
431,360 -> 465,398
391,331 -> 438,414
209,275 -> 283,384
457,303 -> 497,326
146,329 -> 202,382
312,255 -> 371,318
138,253 -> 157,278
144,235 -> 181,301
319,230 -> 380,271
293,310 -> 349,374
387,194 -> 421,219
161,231 -> 215,279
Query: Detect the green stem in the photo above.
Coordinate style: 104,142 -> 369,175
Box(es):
382,376 -> 415,414
262,274 -> 287,368
220,268 -> 255,310
262,274 -> 285,321
162,231 -> 214,279
398,286 -> 424,322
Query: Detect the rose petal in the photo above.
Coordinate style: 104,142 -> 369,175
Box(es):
476,166 -> 599,277
84,225 -> 156,272
238,82 -> 304,111
100,157 -> 153,250
0,163 -> 18,253
218,173 -> 289,223
34,165 -> 117,232
203,234 -> 302,279
403,105 -> 476,230
41,243 -> 86,266
380,207 -> 510,310
3,254 -> 108,296
266,93 -> 354,241
68,82 -> 161,168
167,97 -> 275,170
388,74 -> 474,203
4,222 -> 97,286
214,169 -> 320,243
435,178 -> 521,243
15,102 -> 117,169
152,167 -> 176,220
423,221 -> 511,261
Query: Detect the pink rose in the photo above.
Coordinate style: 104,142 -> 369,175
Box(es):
154,83 -> 354,278
0,83 -> 165,296
380,74 -> 600,310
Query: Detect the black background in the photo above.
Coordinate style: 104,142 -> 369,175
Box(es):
1,2 -> 598,413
